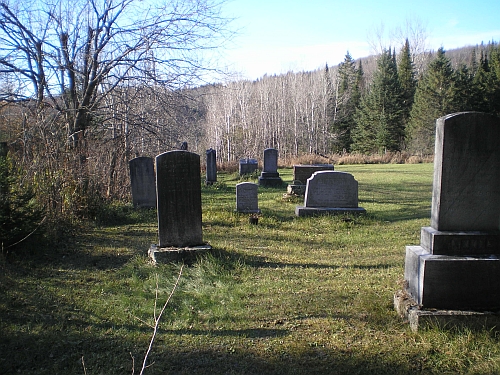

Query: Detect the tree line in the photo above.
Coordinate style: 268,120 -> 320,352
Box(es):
194,41 -> 500,161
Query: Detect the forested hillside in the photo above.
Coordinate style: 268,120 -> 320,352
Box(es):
189,42 -> 500,161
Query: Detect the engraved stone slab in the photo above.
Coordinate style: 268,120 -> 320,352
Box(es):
236,182 -> 260,213
431,112 -> 500,231
304,171 -> 358,208
263,148 -> 278,173
295,171 -> 365,216
239,158 -> 258,175
206,148 -> 217,185
156,150 -> 203,248
129,157 -> 156,208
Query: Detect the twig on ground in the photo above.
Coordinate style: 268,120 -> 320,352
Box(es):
139,265 -> 184,375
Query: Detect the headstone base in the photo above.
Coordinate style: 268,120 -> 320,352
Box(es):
148,244 -> 212,264
405,246 -> 500,310
420,227 -> 500,256
295,206 -> 366,217
394,290 -> 500,332
258,176 -> 283,187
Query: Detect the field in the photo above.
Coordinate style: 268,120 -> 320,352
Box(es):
2,163 -> 500,374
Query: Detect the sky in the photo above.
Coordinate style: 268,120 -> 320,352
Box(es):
220,0 -> 500,80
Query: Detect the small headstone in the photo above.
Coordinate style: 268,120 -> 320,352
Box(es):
155,150 -> 203,247
400,112 -> 500,316
236,182 -> 261,213
239,158 -> 258,175
129,157 -> 156,208
205,148 -> 217,185
258,148 -> 283,187
295,171 -> 365,216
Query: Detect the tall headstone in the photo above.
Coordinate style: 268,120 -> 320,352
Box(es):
235,182 -> 261,213
239,158 -> 258,175
205,148 -> 217,185
155,150 -> 203,248
402,112 -> 500,312
258,148 -> 283,187
295,171 -> 365,217
129,157 -> 156,208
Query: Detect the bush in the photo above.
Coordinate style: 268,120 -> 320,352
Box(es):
0,152 -> 45,255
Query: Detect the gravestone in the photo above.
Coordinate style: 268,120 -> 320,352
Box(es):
129,156 -> 156,208
397,112 -> 500,329
258,148 -> 283,187
239,158 -> 258,175
295,171 -> 365,216
206,148 -> 217,185
287,164 -> 334,196
235,182 -> 261,213
148,150 -> 210,263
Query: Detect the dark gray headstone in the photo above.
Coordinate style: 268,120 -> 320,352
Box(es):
129,157 -> 156,208
293,164 -> 334,184
156,150 -> 203,247
236,182 -> 260,213
403,112 -> 500,311
431,112 -> 500,232
263,148 -> 278,173
295,171 -> 365,216
239,158 -> 258,175
258,148 -> 283,187
206,148 -> 217,185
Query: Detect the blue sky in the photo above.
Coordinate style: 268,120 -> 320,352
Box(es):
221,0 -> 500,80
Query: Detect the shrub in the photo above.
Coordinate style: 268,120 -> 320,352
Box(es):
0,151 -> 45,255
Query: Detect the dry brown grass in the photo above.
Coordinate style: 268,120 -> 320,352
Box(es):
217,152 -> 433,171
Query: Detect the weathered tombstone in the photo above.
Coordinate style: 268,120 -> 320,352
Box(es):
235,182 -> 261,213
149,150 -> 210,263
258,148 -> 283,187
287,164 -> 334,196
295,171 -> 365,216
205,148 -> 217,185
396,112 -> 500,330
239,158 -> 258,175
129,156 -> 156,208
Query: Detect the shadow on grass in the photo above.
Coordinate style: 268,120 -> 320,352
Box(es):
0,328 -> 422,374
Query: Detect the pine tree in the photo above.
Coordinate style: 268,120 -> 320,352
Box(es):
472,49 -> 498,113
407,48 -> 458,154
397,39 -> 417,130
331,52 -> 362,152
352,49 -> 404,153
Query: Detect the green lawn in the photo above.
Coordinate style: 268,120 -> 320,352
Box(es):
2,163 -> 500,374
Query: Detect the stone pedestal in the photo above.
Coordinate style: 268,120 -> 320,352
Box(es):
398,112 -> 500,328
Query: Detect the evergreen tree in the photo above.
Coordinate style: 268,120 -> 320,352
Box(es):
0,147 -> 44,254
352,49 -> 404,153
472,48 -> 499,114
488,43 -> 500,116
407,48 -> 458,154
331,52 -> 362,152
397,39 -> 417,130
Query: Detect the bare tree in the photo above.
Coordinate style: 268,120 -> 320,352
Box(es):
0,0 -> 232,216
0,0 -> 232,148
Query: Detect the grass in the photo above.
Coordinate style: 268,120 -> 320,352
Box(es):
2,163 -> 500,374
